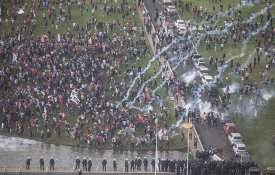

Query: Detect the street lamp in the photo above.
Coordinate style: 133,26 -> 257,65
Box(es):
155,118 -> 158,175
182,122 -> 193,175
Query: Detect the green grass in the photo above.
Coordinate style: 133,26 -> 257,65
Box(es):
231,98 -> 275,169
176,0 -> 240,22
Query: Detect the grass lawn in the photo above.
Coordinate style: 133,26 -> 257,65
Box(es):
175,0 -> 240,22
231,98 -> 275,169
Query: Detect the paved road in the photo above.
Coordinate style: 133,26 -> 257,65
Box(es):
194,122 -> 235,160
143,0 -> 235,160
144,0 -> 162,27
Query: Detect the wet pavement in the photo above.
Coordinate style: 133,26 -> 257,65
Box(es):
0,136 -> 185,168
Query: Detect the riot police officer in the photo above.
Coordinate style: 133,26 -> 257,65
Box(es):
130,159 -> 135,171
50,157 -> 55,170
143,157 -> 148,171
102,158 -> 107,171
78,169 -> 82,175
75,157 -> 80,170
113,158 -> 117,171
125,158 -> 129,172
82,157 -> 87,171
134,157 -> 138,170
26,157 -> 31,170
151,158 -> 155,172
137,157 -> 142,171
40,156 -> 44,171
88,158 -> 92,172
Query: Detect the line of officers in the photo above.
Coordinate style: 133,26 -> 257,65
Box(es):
26,156 -> 184,173
74,157 -> 183,173
75,156 -> 151,172
25,156 -> 55,170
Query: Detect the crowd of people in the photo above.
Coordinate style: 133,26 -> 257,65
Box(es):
0,0 -> 181,150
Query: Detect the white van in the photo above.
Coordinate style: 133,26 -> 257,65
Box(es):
163,0 -> 173,7
228,133 -> 242,145
233,143 -> 247,157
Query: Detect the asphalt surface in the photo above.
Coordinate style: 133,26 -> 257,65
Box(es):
194,122 -> 235,160
143,0 -> 235,160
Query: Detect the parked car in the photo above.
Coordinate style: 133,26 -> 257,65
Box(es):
239,152 -> 252,165
193,56 -> 204,65
220,112 -> 232,124
233,142 -> 247,157
175,20 -> 185,28
246,167 -> 261,175
223,123 -> 237,135
164,6 -> 177,14
266,167 -> 275,175
192,54 -> 201,62
201,75 -> 213,84
197,66 -> 209,78
228,133 -> 242,145
174,20 -> 187,34
195,59 -> 206,69
162,0 -> 173,7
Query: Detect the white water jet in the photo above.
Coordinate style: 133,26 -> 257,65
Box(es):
262,90 -> 275,101
116,39 -> 177,108
0,135 -> 40,151
180,69 -> 197,84
223,82 -> 240,94
199,101 -> 219,116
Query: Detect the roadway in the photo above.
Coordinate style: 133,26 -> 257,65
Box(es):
143,0 -> 235,160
